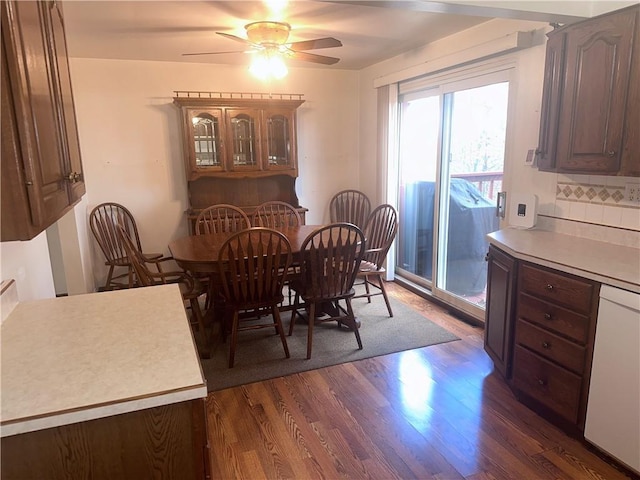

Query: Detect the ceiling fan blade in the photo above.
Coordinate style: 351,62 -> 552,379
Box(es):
288,50 -> 340,65
182,50 -> 249,57
287,37 -> 342,51
216,32 -> 253,45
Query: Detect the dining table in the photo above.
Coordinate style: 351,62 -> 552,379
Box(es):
168,224 -> 324,274
168,224 -> 351,324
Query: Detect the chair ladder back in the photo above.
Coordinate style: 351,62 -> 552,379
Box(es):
195,204 -> 250,235
218,228 -> 292,306
252,201 -> 301,228
301,224 -> 365,300
89,203 -> 141,264
329,190 -> 371,229
363,204 -> 399,268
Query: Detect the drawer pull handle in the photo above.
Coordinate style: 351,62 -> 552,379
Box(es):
544,313 -> 552,320
546,284 -> 554,291
542,341 -> 551,349
538,378 -> 547,386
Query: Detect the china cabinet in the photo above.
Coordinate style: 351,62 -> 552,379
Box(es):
1,0 -> 85,242
537,4 -> 639,176
174,93 -> 306,230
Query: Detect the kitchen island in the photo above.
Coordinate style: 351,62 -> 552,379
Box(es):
1,284 -> 210,479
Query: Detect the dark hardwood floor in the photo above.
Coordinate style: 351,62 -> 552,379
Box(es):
205,282 -> 632,479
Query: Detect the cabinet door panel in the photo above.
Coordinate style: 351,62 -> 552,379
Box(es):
227,108 -> 261,170
184,108 -> 226,178
484,245 -> 517,377
2,1 -> 68,232
620,7 -> 640,176
556,10 -> 636,173
537,32 -> 565,171
46,0 -> 85,202
264,108 -> 296,171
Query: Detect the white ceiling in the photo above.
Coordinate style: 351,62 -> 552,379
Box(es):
62,1 -> 635,70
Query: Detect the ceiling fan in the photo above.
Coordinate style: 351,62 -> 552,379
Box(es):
183,21 -> 342,65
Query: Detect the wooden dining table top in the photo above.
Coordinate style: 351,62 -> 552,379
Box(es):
168,225 -> 324,273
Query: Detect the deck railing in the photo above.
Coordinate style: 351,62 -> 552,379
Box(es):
451,172 -> 503,201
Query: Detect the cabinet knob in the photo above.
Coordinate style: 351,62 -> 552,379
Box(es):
544,313 -> 552,320
542,341 -> 551,349
537,378 -> 547,387
66,172 -> 82,183
607,151 -> 616,157
545,284 -> 554,291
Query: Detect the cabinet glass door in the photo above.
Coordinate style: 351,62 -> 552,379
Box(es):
229,110 -> 258,167
266,112 -> 291,167
191,112 -> 223,168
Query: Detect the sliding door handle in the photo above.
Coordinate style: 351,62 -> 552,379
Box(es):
496,191 -> 506,219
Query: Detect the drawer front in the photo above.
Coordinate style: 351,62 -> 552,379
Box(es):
512,345 -> 582,423
517,292 -> 590,343
519,263 -> 594,314
515,319 -> 586,374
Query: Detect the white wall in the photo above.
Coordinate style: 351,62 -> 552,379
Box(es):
0,232 -> 55,301
69,58 -> 359,288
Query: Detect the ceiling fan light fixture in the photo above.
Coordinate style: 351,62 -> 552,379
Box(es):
249,49 -> 288,80
245,21 -> 291,45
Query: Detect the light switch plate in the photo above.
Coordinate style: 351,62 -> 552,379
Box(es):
525,149 -> 536,166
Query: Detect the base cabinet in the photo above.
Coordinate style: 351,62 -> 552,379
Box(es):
1,399 -> 211,480
484,245 -> 600,435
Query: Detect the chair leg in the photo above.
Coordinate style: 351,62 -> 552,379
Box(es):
289,292 -> 300,336
306,302 -> 316,359
104,264 -> 116,291
190,297 -> 210,359
345,298 -> 363,350
364,275 -> 372,303
229,311 -> 239,368
127,265 -> 135,288
272,306 -> 290,359
377,275 -> 393,317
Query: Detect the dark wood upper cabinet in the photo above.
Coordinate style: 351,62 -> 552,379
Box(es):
1,0 -> 85,242
537,5 -> 639,176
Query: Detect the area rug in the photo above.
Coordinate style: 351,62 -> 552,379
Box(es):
200,290 -> 460,392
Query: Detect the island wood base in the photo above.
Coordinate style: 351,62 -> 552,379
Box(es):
1,398 -> 210,480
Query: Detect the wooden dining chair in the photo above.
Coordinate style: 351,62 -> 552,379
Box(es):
329,189 -> 371,230
252,201 -> 302,228
289,223 -> 366,359
116,225 -> 210,358
89,202 -> 163,291
353,204 -> 398,317
217,227 -> 293,368
195,204 -> 251,235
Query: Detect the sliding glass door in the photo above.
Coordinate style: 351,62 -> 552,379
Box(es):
396,71 -> 510,321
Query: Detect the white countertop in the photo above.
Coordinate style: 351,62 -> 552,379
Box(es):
488,228 -> 640,293
0,284 -> 207,437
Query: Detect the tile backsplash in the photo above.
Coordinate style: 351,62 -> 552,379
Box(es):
552,174 -> 640,232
